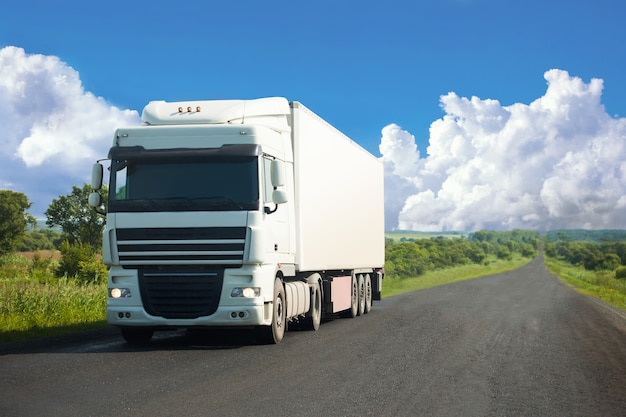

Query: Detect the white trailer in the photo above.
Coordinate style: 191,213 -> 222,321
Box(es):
90,97 -> 384,344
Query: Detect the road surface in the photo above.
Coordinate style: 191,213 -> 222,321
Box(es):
2,255 -> 626,416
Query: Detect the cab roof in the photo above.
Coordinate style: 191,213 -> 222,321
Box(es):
141,97 -> 291,133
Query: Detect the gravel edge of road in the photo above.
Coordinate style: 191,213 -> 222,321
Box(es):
544,264 -> 626,331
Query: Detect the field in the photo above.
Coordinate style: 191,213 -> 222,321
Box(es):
17,250 -> 62,261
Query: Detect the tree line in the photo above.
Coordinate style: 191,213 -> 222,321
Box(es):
545,231 -> 626,275
545,229 -> 626,242
385,230 -> 540,279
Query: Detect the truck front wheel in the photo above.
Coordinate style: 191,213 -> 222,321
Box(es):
260,278 -> 286,344
303,280 -> 322,331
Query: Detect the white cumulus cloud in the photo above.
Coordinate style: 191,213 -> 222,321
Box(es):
0,46 -> 141,215
380,69 -> 626,231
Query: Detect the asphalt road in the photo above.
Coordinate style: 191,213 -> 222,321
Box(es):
2,255 -> 626,417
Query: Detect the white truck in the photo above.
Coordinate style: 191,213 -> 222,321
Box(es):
89,97 -> 384,344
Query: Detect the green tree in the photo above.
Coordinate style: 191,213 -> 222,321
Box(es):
45,184 -> 107,249
0,190 -> 32,256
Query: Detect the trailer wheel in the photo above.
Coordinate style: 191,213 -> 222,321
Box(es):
303,280 -> 322,331
120,327 -> 154,345
260,278 -> 286,344
357,274 -> 366,316
364,273 -> 372,314
340,274 -> 359,318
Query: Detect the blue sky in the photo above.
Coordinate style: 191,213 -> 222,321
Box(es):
1,0 -> 626,230
4,0 -> 624,154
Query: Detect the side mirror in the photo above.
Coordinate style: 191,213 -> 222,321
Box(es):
272,190 -> 288,205
91,163 -> 104,190
271,160 -> 285,187
265,190 -> 288,214
88,192 -> 102,208
265,159 -> 287,214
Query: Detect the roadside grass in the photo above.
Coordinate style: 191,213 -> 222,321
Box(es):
383,255 -> 533,298
544,257 -> 626,312
0,277 -> 108,343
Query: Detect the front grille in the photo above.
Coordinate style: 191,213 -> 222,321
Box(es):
116,227 -> 246,266
139,270 -> 224,319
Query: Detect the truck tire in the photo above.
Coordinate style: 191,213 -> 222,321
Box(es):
120,327 -> 154,345
364,273 -> 372,314
357,274 -> 366,316
260,278 -> 286,344
303,280 -> 322,331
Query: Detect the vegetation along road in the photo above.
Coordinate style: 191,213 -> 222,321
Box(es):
2,253 -> 626,417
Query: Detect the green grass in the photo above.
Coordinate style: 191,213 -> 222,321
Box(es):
0,277 -> 108,343
383,255 -> 533,298
544,257 -> 626,312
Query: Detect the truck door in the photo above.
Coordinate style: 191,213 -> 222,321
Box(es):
262,156 -> 290,254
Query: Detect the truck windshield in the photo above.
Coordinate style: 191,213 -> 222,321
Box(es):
108,156 -> 259,212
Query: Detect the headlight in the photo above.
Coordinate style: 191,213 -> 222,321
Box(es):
231,287 -> 261,298
109,287 -> 132,298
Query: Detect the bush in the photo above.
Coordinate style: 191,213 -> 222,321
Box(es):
615,266 -> 626,280
57,240 -> 92,278
57,241 -> 106,283
78,258 -> 108,284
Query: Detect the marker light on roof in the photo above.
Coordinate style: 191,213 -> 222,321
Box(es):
177,106 -> 201,113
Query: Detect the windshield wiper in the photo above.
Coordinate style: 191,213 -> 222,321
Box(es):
127,199 -> 159,209
193,196 -> 246,210
157,197 -> 194,209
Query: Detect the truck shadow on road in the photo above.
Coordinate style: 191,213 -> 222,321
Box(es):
136,328 -> 265,351
0,327 -> 274,355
